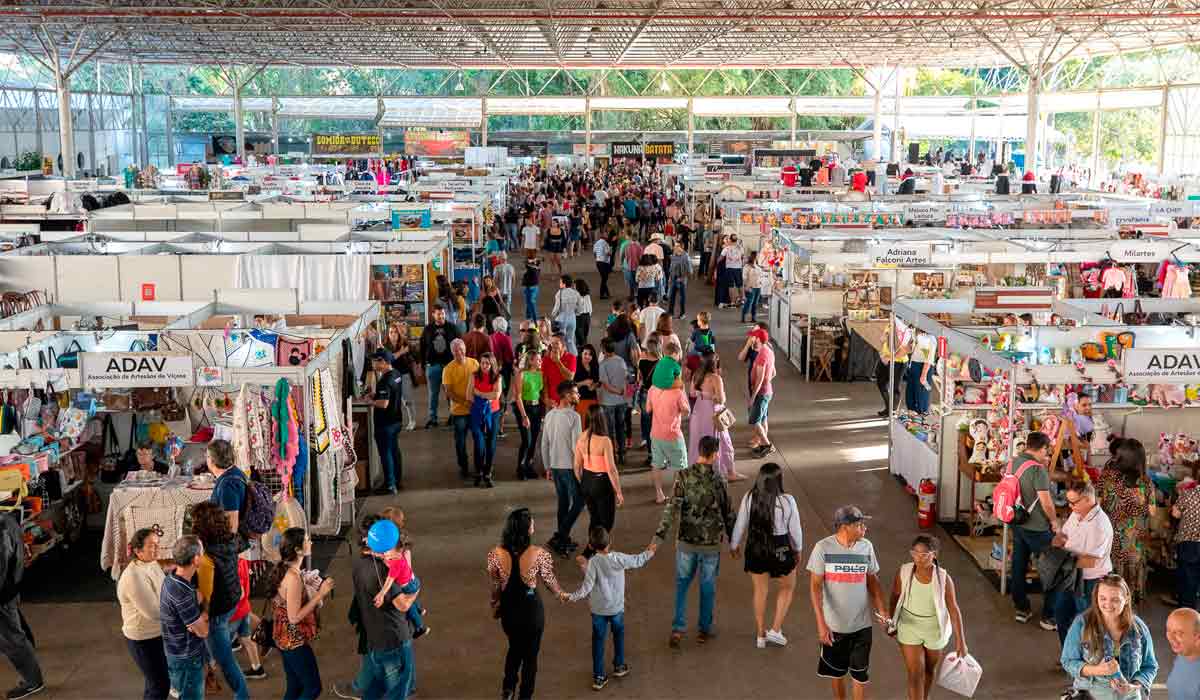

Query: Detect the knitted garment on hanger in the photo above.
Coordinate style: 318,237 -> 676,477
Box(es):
271,379 -> 299,481
233,383 -> 271,473
309,368 -> 346,455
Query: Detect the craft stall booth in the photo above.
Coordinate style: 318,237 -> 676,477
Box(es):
0,292 -> 373,580
890,288 -> 1200,598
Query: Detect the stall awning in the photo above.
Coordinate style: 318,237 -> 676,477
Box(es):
170,96 -> 272,113
276,97 -> 379,121
589,97 -> 689,111
692,97 -> 793,117
486,97 -> 586,116
379,98 -> 482,128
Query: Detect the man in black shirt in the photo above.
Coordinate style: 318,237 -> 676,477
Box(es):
419,304 -> 459,429
371,349 -> 405,493
352,544 -> 418,699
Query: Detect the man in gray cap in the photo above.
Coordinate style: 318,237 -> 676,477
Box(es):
807,505 -> 887,700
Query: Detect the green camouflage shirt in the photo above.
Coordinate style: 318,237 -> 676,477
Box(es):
653,461 -> 734,552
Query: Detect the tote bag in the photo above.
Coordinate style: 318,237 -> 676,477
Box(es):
276,338 -> 313,367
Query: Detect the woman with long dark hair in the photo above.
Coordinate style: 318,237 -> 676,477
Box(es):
574,344 -> 600,422
687,349 -> 741,481
1097,438 -> 1155,602
729,463 -> 802,648
575,405 -> 623,535
189,501 -> 248,700
513,350 -> 546,480
118,527 -> 169,700
467,351 -> 504,488
888,535 -> 968,700
1060,574 -> 1157,699
268,528 -> 334,700
487,509 -> 565,700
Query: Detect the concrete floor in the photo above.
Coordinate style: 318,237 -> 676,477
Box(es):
10,251 -> 1179,699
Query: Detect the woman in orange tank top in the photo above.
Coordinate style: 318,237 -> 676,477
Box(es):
575,405 -> 623,540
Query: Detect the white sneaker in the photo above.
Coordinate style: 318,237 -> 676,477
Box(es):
755,636 -> 766,649
765,629 -> 788,646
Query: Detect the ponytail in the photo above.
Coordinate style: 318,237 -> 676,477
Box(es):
266,527 -> 307,597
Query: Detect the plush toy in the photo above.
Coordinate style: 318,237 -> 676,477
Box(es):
963,386 -> 986,404
1161,432 -> 1177,467
1152,384 -> 1187,409
968,420 -> 989,464
1129,385 -> 1149,406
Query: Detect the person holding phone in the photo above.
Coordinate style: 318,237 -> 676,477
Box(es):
1060,574 -> 1157,700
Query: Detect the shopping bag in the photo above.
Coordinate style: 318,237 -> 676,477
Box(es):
936,652 -> 982,698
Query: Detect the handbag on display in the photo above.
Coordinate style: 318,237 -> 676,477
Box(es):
99,390 -> 131,411
1123,299 -> 1149,325
132,388 -> 171,410
56,340 -> 84,369
56,407 -> 88,443
276,338 -> 313,367
72,392 -> 97,418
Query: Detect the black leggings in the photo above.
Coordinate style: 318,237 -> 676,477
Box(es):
517,403 -> 544,473
500,601 -> 544,699
875,360 -> 906,410
581,469 -> 616,533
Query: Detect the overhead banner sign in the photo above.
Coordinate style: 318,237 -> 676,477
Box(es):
611,142 -> 642,157
643,142 -> 675,158
904,203 -> 941,224
572,143 -> 609,156
312,133 -> 382,156
973,287 -> 1055,312
494,141 -> 548,158
1108,240 -> 1174,263
867,243 -> 932,268
1109,207 -> 1153,227
404,130 -> 469,157
1123,348 -> 1200,384
82,352 -> 194,389
1151,201 -> 1194,218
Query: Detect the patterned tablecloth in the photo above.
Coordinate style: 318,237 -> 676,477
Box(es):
100,479 -> 213,580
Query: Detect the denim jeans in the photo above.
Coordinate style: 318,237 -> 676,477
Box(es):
126,636 -> 169,700
623,269 -> 637,296
551,469 -> 584,543
1010,526 -> 1055,621
0,600 -> 42,689
425,363 -> 445,423
558,315 -> 578,355
673,550 -> 720,633
667,280 -> 687,317
452,414 -> 472,475
280,643 -> 322,700
591,612 -> 626,678
506,223 -> 519,250
470,412 -> 498,478
165,654 -> 206,700
1178,541 -> 1200,610
601,405 -> 627,463
637,389 -> 652,446
1055,577 -> 1098,647
398,576 -> 425,631
740,288 -> 762,323
360,643 -> 414,700
374,420 -> 403,489
206,609 -> 249,700
524,286 -> 539,321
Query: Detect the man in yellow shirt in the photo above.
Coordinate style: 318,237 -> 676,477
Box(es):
442,338 -> 480,479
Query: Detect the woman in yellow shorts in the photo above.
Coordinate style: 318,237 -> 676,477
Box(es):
888,535 -> 970,700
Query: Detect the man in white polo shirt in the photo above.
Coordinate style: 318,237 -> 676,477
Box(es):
1052,478 -> 1114,646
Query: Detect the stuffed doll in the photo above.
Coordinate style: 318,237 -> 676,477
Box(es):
968,420 -> 989,464
1152,384 -> 1187,409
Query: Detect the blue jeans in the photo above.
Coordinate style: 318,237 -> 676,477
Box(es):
673,550 -> 719,634
360,643 -> 414,700
280,644 -> 322,700
1010,526 -> 1055,621
591,613 -> 626,678
524,286 -> 539,321
624,269 -> 637,296
506,223 -> 519,250
165,654 -> 205,700
452,414 -> 472,474
551,469 -> 584,543
470,412 -> 498,478
1178,541 -> 1200,610
637,389 -> 651,446
667,280 -> 687,317
1054,578 -> 1098,647
601,405 -> 627,463
398,576 -> 425,631
206,610 -> 248,700
740,288 -> 761,323
558,315 -> 577,355
425,364 -> 445,423
374,421 -> 402,489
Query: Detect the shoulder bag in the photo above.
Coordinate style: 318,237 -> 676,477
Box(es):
713,405 -> 736,432
251,596 -> 276,651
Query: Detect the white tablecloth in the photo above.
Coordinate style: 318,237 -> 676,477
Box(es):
890,420 -> 940,487
100,480 -> 213,580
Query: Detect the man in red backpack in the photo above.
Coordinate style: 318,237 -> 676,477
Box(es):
1009,431 -> 1061,629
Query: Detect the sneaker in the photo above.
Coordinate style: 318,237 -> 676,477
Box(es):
484,477 -> 495,489
243,666 -> 267,681
697,630 -> 714,644
765,629 -> 788,646
612,664 -> 630,678
1014,610 -> 1031,624
6,683 -> 43,700
414,626 -> 432,640
423,420 -> 437,429
592,675 -> 608,691
231,640 -> 243,652
331,683 -> 363,700
755,636 -> 766,649
1039,619 -> 1057,632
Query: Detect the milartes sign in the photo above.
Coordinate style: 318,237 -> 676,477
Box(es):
82,352 -> 195,388
1123,348 -> 1200,384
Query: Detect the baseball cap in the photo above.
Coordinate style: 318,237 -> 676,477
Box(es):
747,327 -> 769,344
370,348 -> 394,364
833,505 -> 872,527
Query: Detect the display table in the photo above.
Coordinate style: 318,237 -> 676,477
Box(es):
890,420 -> 940,487
100,477 -> 214,580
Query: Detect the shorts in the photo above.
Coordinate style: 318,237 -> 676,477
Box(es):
895,612 -> 947,650
728,267 -> 744,288
749,393 -> 772,425
817,626 -> 872,683
229,613 -> 251,640
685,355 -> 701,374
650,437 -> 688,471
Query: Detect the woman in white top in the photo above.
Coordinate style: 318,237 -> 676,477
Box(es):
730,463 -> 803,649
117,527 -> 169,700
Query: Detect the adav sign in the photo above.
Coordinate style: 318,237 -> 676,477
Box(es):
1123,348 -> 1200,384
867,243 -> 932,268
82,352 -> 195,389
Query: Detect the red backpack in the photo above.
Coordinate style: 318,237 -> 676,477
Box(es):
992,459 -> 1040,524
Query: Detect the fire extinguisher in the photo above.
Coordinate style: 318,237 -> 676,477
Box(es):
917,478 -> 936,529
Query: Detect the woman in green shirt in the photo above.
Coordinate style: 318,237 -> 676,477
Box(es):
513,349 -> 546,480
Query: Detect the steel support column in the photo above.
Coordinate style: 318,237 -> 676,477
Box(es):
687,97 -> 694,155
584,97 -> 592,166
968,98 -> 977,163
1090,105 -> 1101,187
892,68 -> 902,163
165,96 -> 175,167
55,72 -> 76,177
481,97 -> 488,147
790,97 -> 798,146
1158,85 -> 1169,175
272,97 -> 280,156
872,85 -> 882,161
233,81 -> 245,159
1025,72 -> 1040,175
86,91 -> 96,175
32,90 -> 43,158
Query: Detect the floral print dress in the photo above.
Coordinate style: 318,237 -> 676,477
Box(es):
1097,468 -> 1152,601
